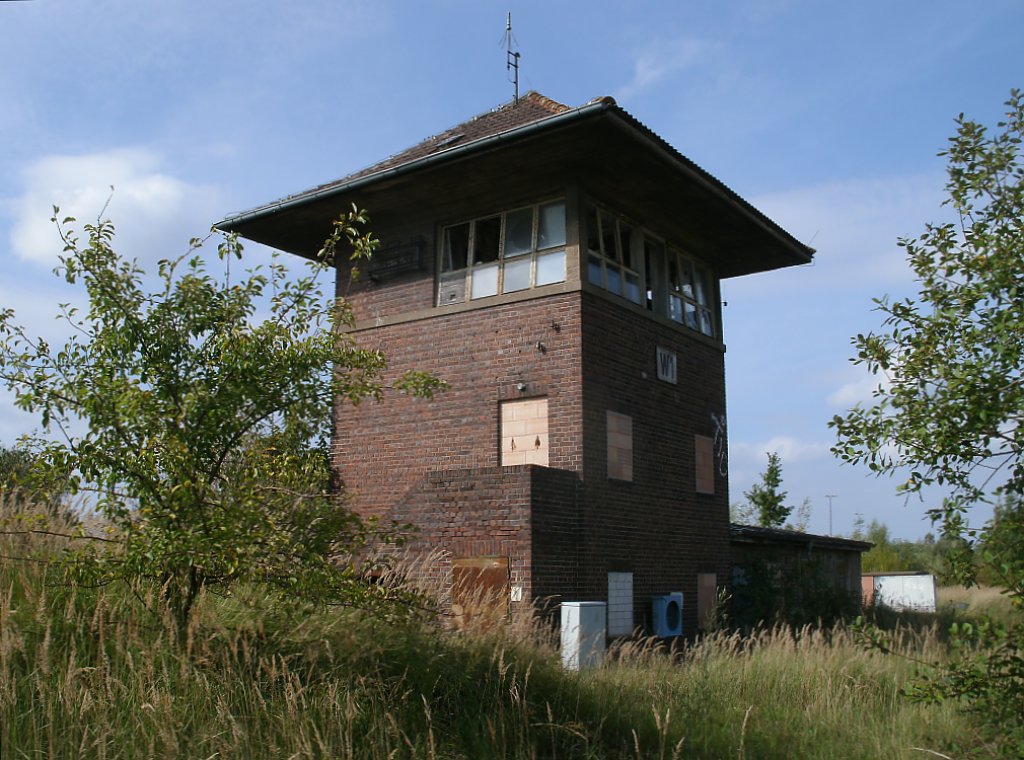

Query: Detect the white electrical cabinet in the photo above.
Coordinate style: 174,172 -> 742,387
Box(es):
560,601 -> 606,670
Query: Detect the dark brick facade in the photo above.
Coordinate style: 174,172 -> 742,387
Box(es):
221,93 -> 814,638
333,272 -> 731,634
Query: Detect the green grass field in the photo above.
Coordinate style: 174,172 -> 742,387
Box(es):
0,495 -> 993,758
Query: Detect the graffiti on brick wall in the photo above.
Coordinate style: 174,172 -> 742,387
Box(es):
711,411 -> 728,476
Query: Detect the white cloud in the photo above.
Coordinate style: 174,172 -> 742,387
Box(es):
732,435 -> 830,467
743,171 -> 948,290
8,148 -> 222,266
827,372 -> 889,408
615,37 -> 716,101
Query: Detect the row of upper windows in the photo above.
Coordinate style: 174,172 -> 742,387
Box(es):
437,201 -> 567,305
586,204 -> 716,337
435,198 -> 716,338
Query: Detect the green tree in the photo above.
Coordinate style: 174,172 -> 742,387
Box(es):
0,444 -> 32,491
830,91 -> 1023,567
744,452 -> 793,528
0,442 -> 68,510
977,493 -> 1024,595
831,90 -> 1024,756
0,207 -> 444,639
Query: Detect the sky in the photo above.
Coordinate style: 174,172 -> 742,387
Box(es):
1,0 -> 1021,539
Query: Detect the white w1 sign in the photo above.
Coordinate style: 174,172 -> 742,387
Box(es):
656,346 -> 677,384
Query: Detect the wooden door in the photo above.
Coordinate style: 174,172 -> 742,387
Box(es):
451,556 -> 509,630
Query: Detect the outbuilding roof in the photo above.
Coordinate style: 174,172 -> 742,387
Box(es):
730,523 -> 874,553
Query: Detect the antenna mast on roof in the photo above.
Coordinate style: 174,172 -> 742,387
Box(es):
504,12 -> 520,104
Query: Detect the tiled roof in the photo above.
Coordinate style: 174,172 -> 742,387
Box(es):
216,90 -> 814,273
306,91 -> 574,195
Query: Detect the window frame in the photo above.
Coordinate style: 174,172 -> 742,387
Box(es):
585,201 -> 718,339
586,205 -> 643,306
666,246 -> 716,337
437,199 -> 567,306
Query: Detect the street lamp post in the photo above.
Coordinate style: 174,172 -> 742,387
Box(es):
825,494 -> 838,536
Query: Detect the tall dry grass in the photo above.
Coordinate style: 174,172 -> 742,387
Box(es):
1,490 -> 980,759
939,584 -> 1017,622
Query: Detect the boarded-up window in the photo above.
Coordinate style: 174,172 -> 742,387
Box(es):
607,572 -> 634,636
607,411 -> 633,481
697,572 -> 718,630
451,556 -> 509,630
695,434 -> 714,494
501,398 -> 549,466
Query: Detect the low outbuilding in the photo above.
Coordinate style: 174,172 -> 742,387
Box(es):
730,524 -> 873,627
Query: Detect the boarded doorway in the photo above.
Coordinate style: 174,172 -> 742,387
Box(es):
451,556 -> 509,630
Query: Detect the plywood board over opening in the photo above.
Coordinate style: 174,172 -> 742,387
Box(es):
452,556 -> 510,630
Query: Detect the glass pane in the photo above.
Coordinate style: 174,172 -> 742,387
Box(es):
601,211 -> 619,262
699,308 -> 714,336
669,258 -> 681,293
669,294 -> 683,323
537,202 -> 565,249
504,207 -> 534,257
588,255 -> 604,287
473,216 -> 501,264
536,250 -> 566,285
443,223 -> 470,271
470,263 -> 498,299
586,205 -> 601,256
503,257 -> 531,293
685,301 -> 699,330
681,259 -> 695,299
694,266 -> 710,305
619,221 -> 634,269
606,266 -> 622,295
625,272 -> 641,304
644,238 -> 663,312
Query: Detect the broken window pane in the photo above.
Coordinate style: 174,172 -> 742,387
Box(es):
537,202 -> 565,249
443,223 -> 470,271
473,216 -> 501,264
504,207 -> 534,257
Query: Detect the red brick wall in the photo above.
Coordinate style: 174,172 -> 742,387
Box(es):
379,464 -> 583,611
333,210 -> 731,635
333,287 -> 731,636
575,292 -> 732,635
334,209 -> 437,323
333,291 -> 585,517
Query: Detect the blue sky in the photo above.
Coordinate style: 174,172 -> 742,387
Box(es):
2,0 -> 1021,539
